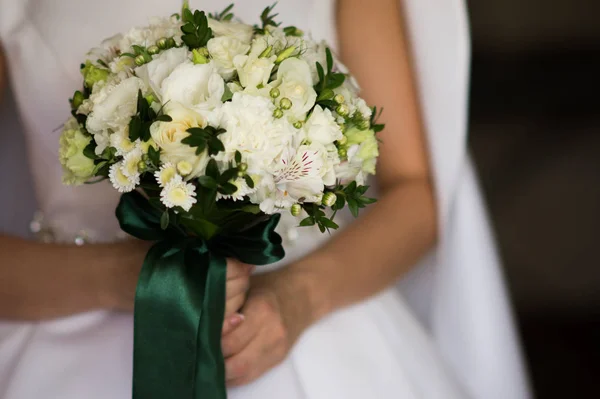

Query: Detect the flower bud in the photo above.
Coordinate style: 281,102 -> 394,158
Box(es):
280,97 -> 292,110
137,161 -> 147,172
293,121 -> 303,129
166,37 -> 177,48
337,135 -> 348,145
237,170 -> 246,178
275,46 -> 296,64
157,37 -> 169,49
273,108 -> 284,119
238,162 -> 248,172
71,91 -> 84,110
135,55 -> 146,66
145,94 -> 156,105
338,148 -> 347,158
141,154 -> 150,162
269,87 -> 280,98
336,104 -> 350,117
148,45 -> 160,55
177,161 -> 193,176
322,192 -> 337,207
290,203 -> 302,217
192,49 -> 209,64
259,45 -> 273,58
338,123 -> 346,132
334,94 -> 345,104
358,119 -> 370,130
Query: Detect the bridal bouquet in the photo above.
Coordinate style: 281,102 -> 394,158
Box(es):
58,3 -> 382,398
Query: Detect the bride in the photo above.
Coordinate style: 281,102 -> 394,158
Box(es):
0,0 -> 531,398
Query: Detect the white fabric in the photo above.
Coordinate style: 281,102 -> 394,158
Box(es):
0,0 -> 531,398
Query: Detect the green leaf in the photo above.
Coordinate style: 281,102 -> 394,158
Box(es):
181,23 -> 196,34
219,168 -> 238,184
221,83 -> 233,102
180,217 -> 219,240
317,88 -> 335,102
299,217 -> 315,227
160,211 -> 170,230
333,194 -> 346,211
183,8 -> 194,23
218,182 -> 238,195
240,204 -> 261,214
235,150 -> 242,164
347,197 -> 359,217
243,174 -> 255,189
83,142 -> 97,160
346,181 -> 357,194
319,217 -> 339,230
140,121 -> 153,142
128,116 -> 142,141
208,137 -> 225,155
206,159 -> 220,179
360,197 -> 377,205
326,73 -> 345,90
356,185 -> 369,195
326,48 -> 333,73
315,62 -> 325,87
197,176 -> 218,189
155,114 -> 172,122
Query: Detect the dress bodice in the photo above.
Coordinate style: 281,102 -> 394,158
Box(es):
0,0 -> 334,243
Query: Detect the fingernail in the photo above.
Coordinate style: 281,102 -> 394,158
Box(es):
229,313 -> 245,327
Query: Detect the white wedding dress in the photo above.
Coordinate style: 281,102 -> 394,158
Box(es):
0,0 -> 532,398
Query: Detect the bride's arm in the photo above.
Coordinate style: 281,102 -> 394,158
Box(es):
223,0 -> 437,385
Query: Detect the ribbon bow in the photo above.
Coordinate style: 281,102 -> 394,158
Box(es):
116,191 -> 284,399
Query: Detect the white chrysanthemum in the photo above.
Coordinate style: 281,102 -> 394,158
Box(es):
109,162 -> 138,193
160,176 -> 197,211
122,148 -> 143,177
154,163 -> 178,187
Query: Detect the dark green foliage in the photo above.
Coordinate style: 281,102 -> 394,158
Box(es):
181,9 -> 213,49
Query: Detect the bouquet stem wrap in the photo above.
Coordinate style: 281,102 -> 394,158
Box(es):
116,192 -> 285,399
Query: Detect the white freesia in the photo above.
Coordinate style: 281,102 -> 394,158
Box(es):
304,105 -> 343,146
161,61 -> 224,115
207,36 -> 250,80
150,103 -> 210,178
135,47 -> 190,100
208,18 -> 253,44
233,42 -> 276,90
214,93 -> 294,172
86,77 -> 145,154
273,58 -> 317,120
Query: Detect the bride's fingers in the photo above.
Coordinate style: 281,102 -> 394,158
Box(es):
221,313 -> 259,358
222,313 -> 245,336
226,259 -> 252,280
225,331 -> 281,386
226,275 -> 250,299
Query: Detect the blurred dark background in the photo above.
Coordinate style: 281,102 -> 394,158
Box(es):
467,0 -> 600,397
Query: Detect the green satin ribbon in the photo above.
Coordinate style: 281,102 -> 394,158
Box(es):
116,191 -> 284,399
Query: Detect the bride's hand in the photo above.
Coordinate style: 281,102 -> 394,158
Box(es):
221,268 -> 314,386
104,242 -> 252,317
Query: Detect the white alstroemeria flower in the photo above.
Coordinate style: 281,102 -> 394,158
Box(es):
207,36 -> 250,80
273,58 -> 317,121
160,175 -> 197,211
135,47 -> 190,100
214,93 -> 295,173
155,163 -> 178,187
304,105 -> 343,146
208,18 -> 253,44
86,77 -> 146,155
252,144 -> 327,214
160,61 -> 224,115
109,162 -> 138,193
150,103 -> 210,179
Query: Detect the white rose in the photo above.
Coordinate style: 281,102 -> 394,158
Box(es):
150,103 -> 209,178
273,58 -> 317,120
207,36 -> 250,80
86,77 -> 145,154
304,105 -> 343,146
135,47 -> 190,100
208,19 -> 254,44
161,61 -> 225,115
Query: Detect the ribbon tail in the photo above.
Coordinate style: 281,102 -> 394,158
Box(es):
192,252 -> 228,399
